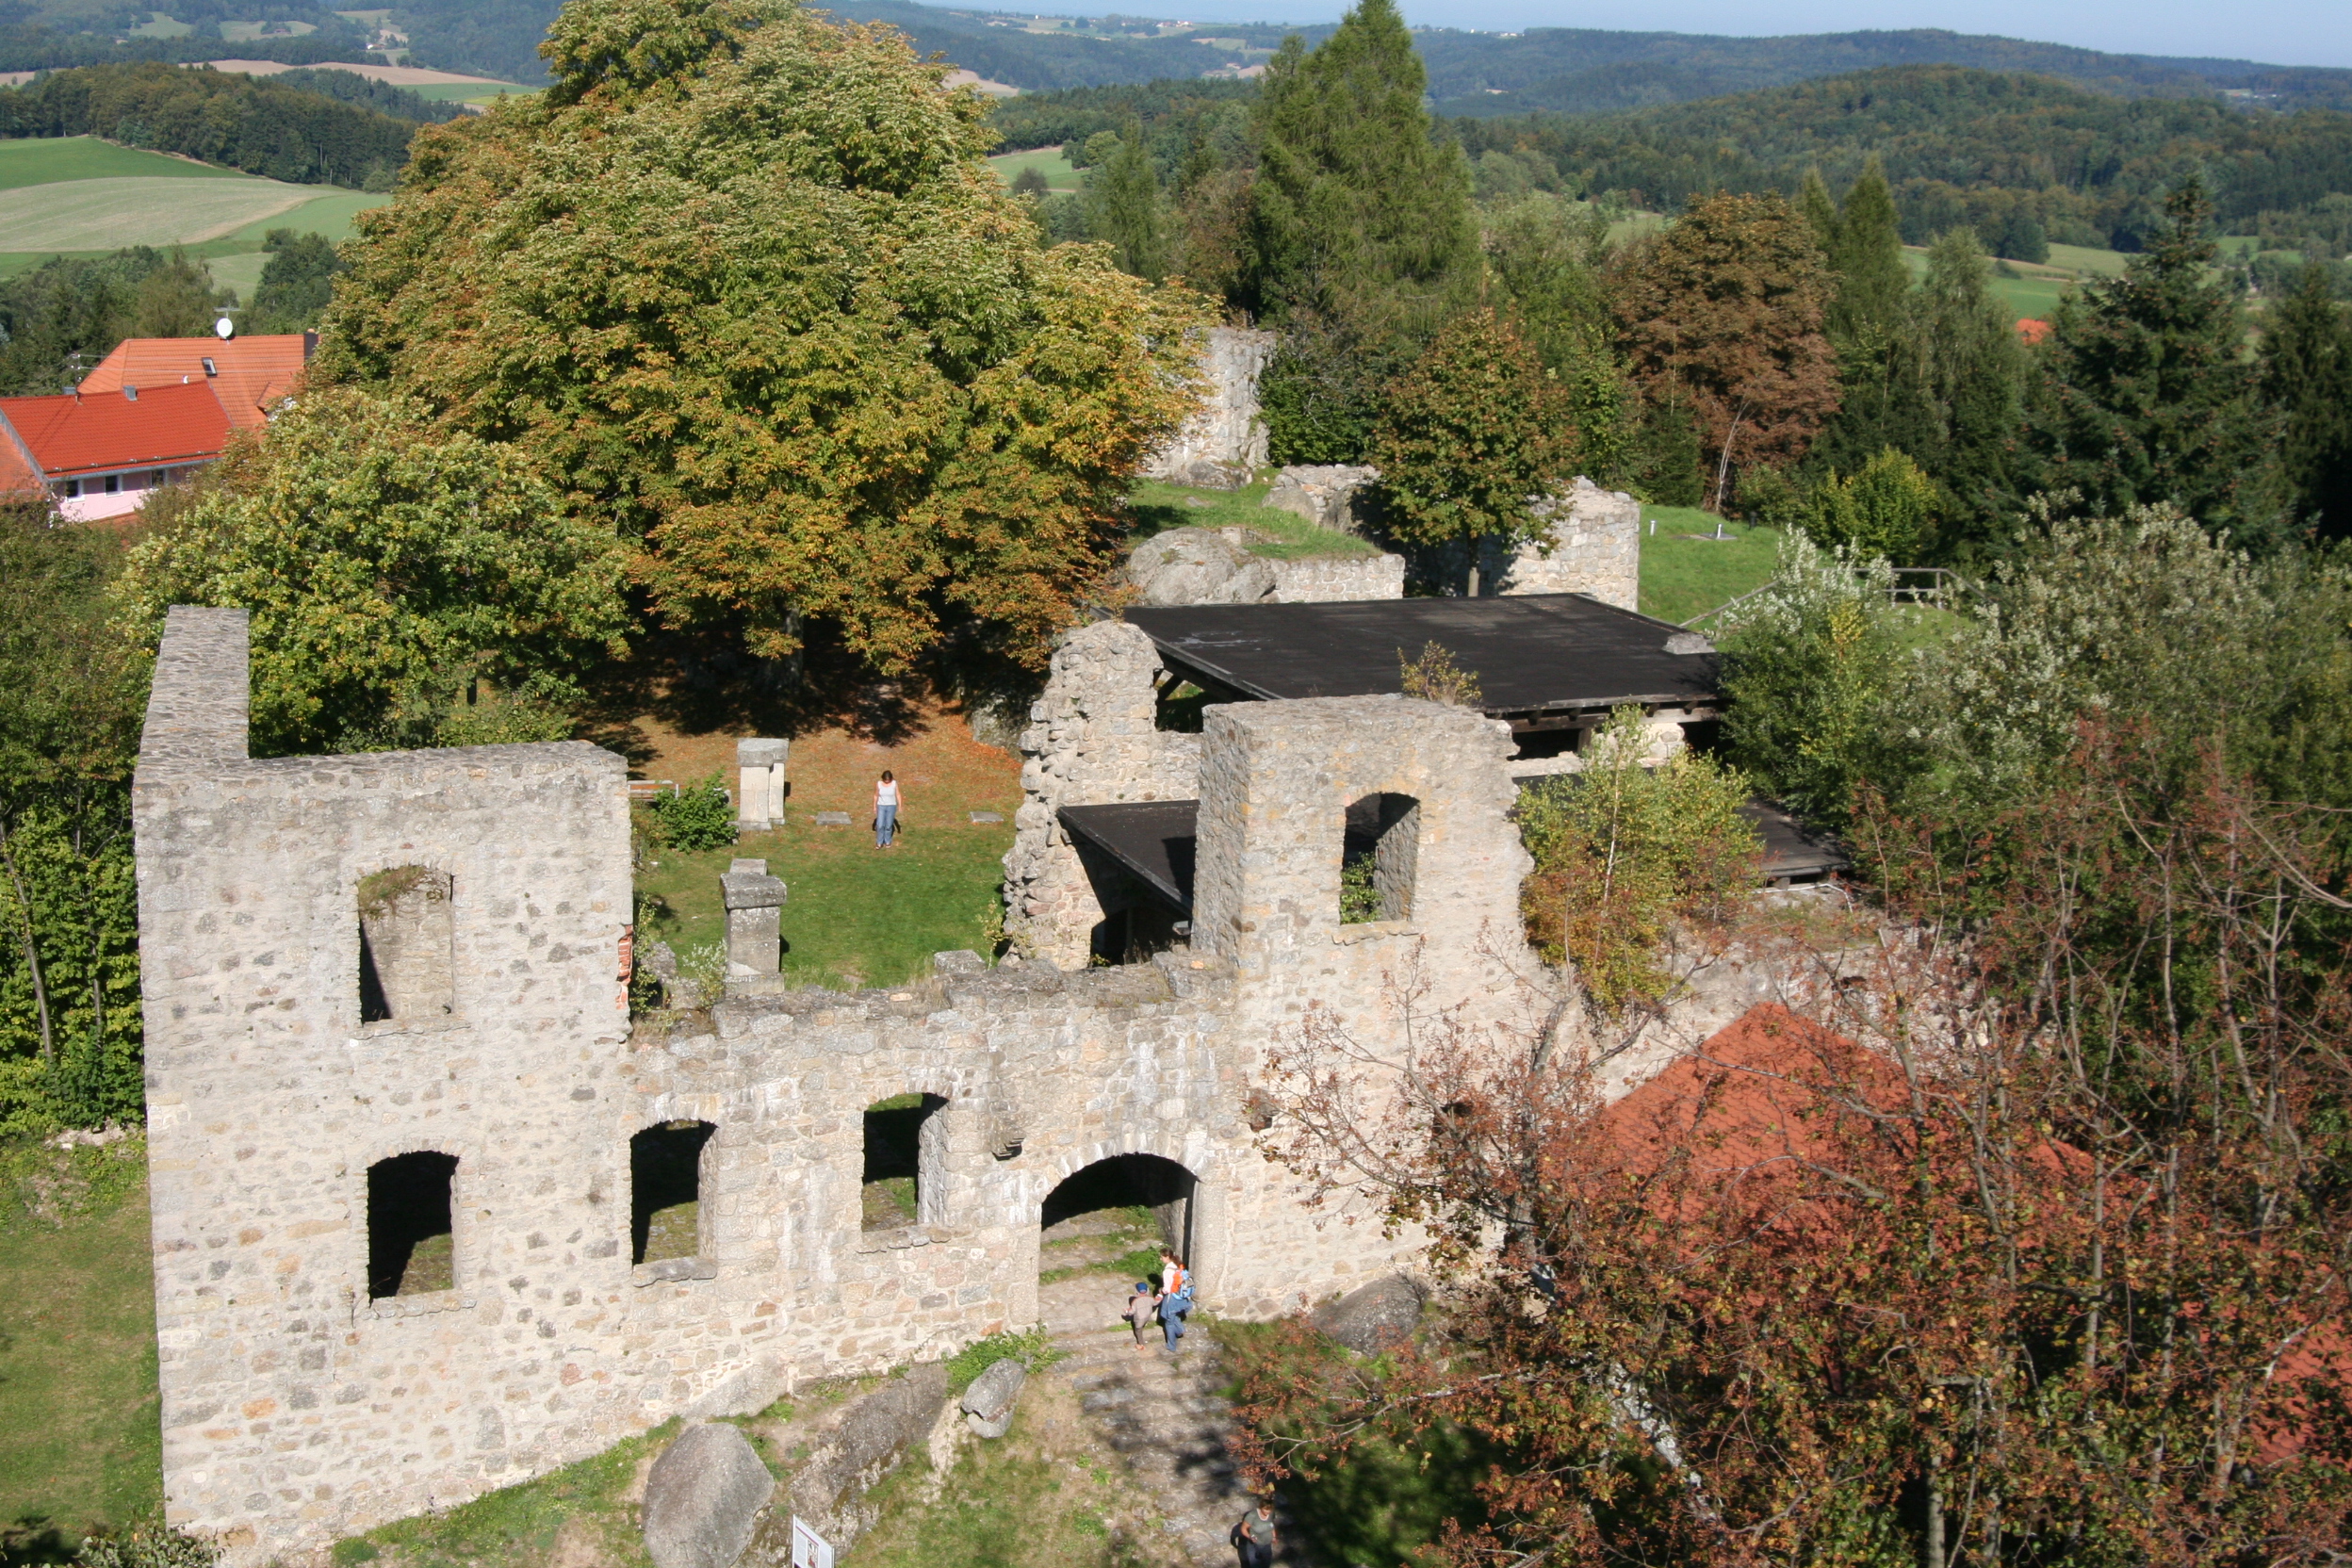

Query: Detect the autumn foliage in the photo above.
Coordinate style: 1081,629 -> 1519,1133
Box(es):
1234,719 -> 2352,1565
1615,190 -> 1842,501
321,0 -> 1207,675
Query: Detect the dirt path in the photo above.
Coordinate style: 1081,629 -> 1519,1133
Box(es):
1028,1214 -> 1290,1566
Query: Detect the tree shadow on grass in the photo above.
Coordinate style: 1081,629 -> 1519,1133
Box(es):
3,1517 -> 81,1566
577,627 -> 940,759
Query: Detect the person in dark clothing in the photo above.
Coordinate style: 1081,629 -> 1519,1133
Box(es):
1231,1499 -> 1278,1567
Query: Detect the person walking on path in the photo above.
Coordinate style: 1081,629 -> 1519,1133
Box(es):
1157,1247 -> 1193,1352
1231,1499 -> 1278,1567
1125,1279 -> 1159,1349
874,770 -> 900,849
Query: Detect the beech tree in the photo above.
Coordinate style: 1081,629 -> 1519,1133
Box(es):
321,0 -> 1205,674
1615,190 -> 1841,508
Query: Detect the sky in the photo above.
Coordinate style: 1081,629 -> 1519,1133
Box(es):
1061,0 -> 2352,69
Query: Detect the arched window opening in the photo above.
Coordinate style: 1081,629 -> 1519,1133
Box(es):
631,1120 -> 715,1266
862,1093 -> 947,1231
368,1152 -> 457,1299
359,866 -> 454,1025
1341,792 -> 1420,924
1037,1154 -> 1197,1312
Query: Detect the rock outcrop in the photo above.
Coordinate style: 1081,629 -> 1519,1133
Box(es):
1140,327 -> 1273,490
641,1423 -> 776,1568
1262,464 -> 1379,534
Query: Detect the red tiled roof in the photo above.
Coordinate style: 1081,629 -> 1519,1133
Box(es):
0,416 -> 41,497
0,382 -> 234,479
78,334 -> 310,431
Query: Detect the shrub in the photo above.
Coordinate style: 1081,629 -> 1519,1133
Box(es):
646,775 -> 736,852
1802,446 -> 1937,562
945,1325 -> 1065,1394
1516,707 -> 1761,1014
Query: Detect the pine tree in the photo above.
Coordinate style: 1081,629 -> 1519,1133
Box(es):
2031,178 -> 2284,547
1827,157 -> 1907,343
2261,263 -> 2352,538
1243,0 -> 1476,344
1799,168 -> 1839,255
1915,227 -> 2029,553
1085,122 -> 1166,281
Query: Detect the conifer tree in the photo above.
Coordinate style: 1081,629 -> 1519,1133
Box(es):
1827,156 -> 1907,344
1915,226 -> 2029,551
1085,122 -> 1166,281
1243,0 -> 1475,342
2031,179 -> 2283,547
2261,263 -> 2352,538
1799,168 -> 1839,255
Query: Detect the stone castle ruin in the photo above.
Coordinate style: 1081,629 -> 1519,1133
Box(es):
135,604 -> 1560,1562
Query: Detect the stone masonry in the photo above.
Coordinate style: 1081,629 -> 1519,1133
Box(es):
135,605 -> 1540,1563
1491,477 -> 1642,608
1138,327 -> 1274,490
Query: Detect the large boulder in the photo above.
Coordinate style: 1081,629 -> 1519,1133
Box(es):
642,1422 -> 776,1568
784,1363 -> 951,1548
959,1356 -> 1027,1438
1263,465 -> 1379,534
1125,528 -> 1277,606
1311,1273 -> 1429,1354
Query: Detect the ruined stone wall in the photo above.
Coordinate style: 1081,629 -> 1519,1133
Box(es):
1002,620 -> 1201,969
1493,477 -> 1642,608
139,611 -> 1496,1563
1139,327 -> 1274,490
1266,553 -> 1405,602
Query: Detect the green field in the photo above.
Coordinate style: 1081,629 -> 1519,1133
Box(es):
1636,506 -> 1784,624
0,137 -> 254,191
986,145 -> 1079,192
0,139 -> 390,296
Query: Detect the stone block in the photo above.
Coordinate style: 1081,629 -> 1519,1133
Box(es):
641,1422 -> 776,1568
958,1357 -> 1025,1439
735,739 -> 789,831
722,861 -> 787,979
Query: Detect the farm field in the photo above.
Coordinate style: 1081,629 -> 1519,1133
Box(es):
1900,238 -> 2132,321
987,144 -> 1079,191
0,137 -> 388,294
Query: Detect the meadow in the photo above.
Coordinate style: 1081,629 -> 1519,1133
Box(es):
985,144 -> 1079,192
0,136 -> 390,297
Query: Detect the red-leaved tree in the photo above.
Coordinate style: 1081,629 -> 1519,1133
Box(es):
1232,719 -> 2352,1566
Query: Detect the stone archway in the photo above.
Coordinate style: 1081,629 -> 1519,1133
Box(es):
1034,1152 -> 1203,1337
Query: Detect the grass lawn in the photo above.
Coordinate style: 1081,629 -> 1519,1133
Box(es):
984,145 -> 1078,192
337,1420 -> 674,1568
1636,507 -> 1783,625
0,1137 -> 163,1563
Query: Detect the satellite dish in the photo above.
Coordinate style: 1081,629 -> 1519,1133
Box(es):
214,317 -> 235,341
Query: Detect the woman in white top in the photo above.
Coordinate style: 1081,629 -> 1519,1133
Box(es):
874,770 -> 900,849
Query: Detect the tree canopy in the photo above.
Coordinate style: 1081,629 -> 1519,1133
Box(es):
320,0 -> 1205,674
115,388 -> 630,758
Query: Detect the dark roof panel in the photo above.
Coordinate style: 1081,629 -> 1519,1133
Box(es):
1125,594 -> 1720,716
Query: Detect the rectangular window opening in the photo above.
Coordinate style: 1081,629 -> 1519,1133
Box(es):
368,1152 -> 458,1299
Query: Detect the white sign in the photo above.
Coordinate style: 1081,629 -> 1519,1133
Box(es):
790,1515 -> 834,1568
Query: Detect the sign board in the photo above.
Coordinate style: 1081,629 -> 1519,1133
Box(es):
791,1516 -> 834,1568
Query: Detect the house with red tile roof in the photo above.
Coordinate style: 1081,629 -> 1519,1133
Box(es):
0,380 -> 235,521
76,331 -> 314,432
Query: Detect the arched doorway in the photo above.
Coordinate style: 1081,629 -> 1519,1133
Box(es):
1036,1153 -> 1198,1335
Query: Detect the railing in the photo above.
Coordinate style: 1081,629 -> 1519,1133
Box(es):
1681,566 -> 1980,629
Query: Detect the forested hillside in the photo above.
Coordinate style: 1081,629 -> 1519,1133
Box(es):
1451,67 -> 2352,253
0,62 -> 418,188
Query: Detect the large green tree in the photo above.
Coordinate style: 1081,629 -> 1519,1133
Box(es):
1807,157 -> 1936,476
115,388 -> 631,757
2030,179 -> 2284,547
321,0 -> 1204,674
2262,262 -> 2352,539
1484,194 -> 1630,487
1242,0 -> 1476,340
1083,121 -> 1168,281
1369,309 -> 1566,595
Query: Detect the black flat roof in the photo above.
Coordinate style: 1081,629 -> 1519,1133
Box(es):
1060,792 -> 1844,913
1125,594 -> 1720,718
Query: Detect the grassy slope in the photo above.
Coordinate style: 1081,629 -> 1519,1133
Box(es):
0,137 -> 258,189
1899,238 -> 2133,322
1129,478 -> 1380,560
986,146 -> 1080,192
1634,506 -> 1782,624
0,1138 -> 162,1562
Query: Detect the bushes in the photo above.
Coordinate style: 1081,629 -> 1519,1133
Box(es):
645,776 -> 736,853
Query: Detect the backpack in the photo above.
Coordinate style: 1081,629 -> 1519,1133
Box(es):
1167,1263 -> 1192,1302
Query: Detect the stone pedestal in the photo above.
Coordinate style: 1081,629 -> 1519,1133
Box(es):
722,858 -> 786,990
736,738 -> 789,830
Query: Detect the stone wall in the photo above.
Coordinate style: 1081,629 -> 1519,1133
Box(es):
1266,553 -> 1405,603
1001,621 -> 1201,970
1139,327 -> 1274,490
1492,478 -> 1642,608
1128,529 -> 1404,608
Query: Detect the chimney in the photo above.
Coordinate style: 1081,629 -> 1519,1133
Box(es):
302,330 -> 318,361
